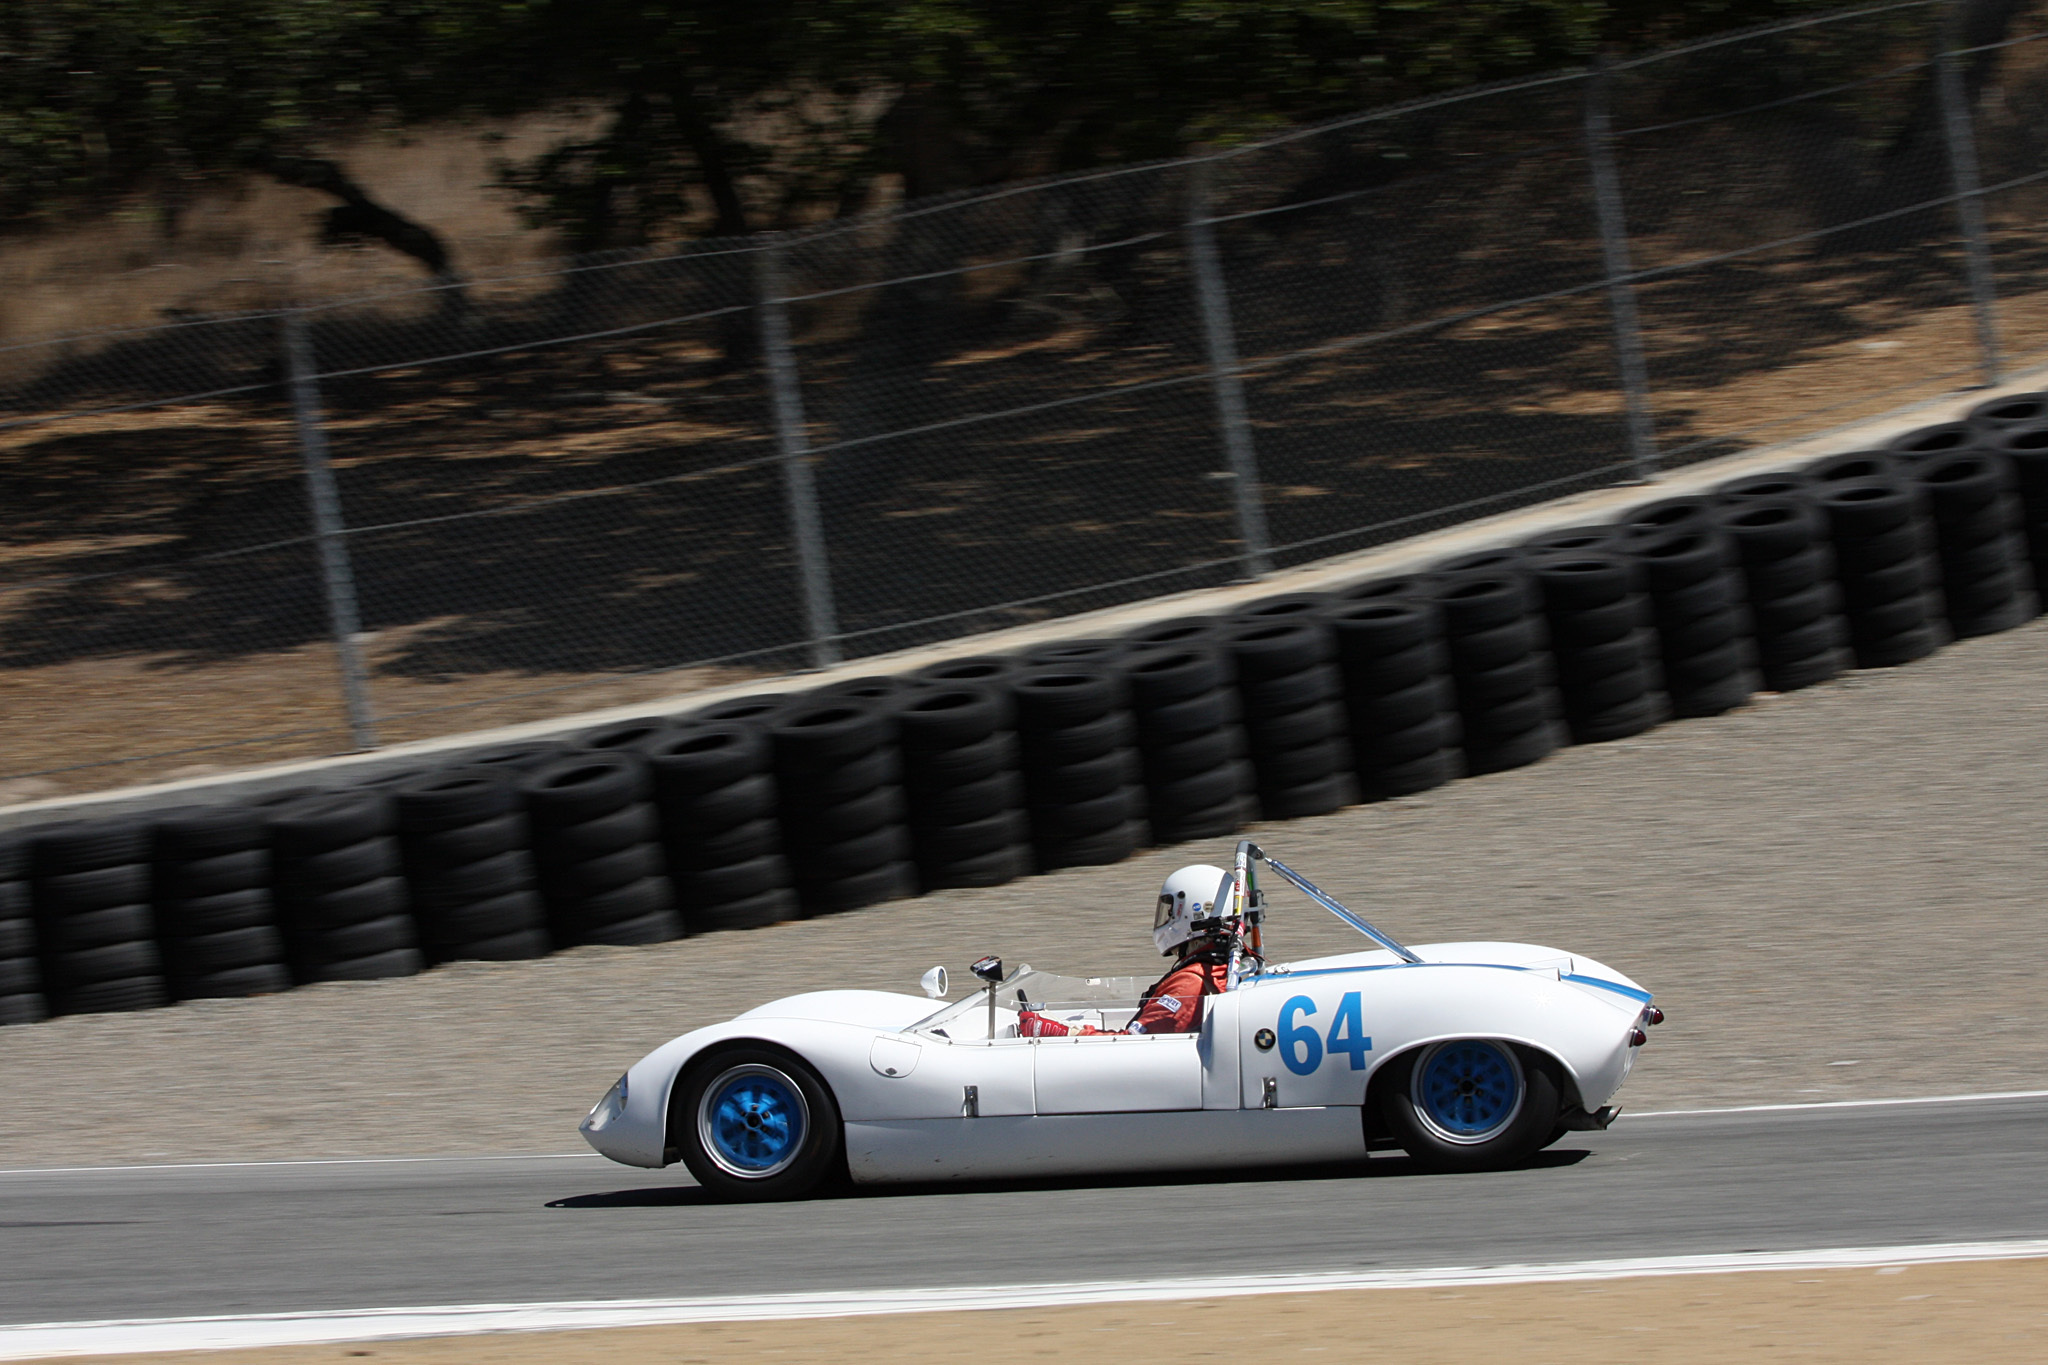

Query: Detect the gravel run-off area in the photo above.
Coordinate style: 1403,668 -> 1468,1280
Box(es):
3,619 -> 2046,1170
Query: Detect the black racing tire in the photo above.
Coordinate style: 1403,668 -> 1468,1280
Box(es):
1433,548 -> 1527,579
1887,421 -> 1981,457
286,874 -> 408,931
1463,721 -> 1559,775
29,820 -> 149,876
671,1045 -> 844,1202
815,674 -> 932,709
798,860 -> 918,914
781,747 -> 901,808
280,839 -> 395,893
903,731 -> 1018,787
896,686 -> 1008,750
437,926 -> 552,963
1031,711 -> 1138,765
268,794 -> 394,856
913,655 -> 1025,684
1028,788 -> 1140,840
1011,670 -> 1124,729
1741,543 -> 1833,600
919,843 -> 1033,890
1716,472 -> 1815,503
393,769 -> 520,834
1258,772 -> 1357,820
692,887 -> 800,933
304,947 -> 424,983
157,849 -> 268,900
152,805 -> 267,858
688,856 -> 789,903
1379,1041 -> 1562,1173
1031,750 -> 1138,804
688,816 -> 783,866
1149,797 -> 1247,844
1435,575 -> 1532,635
56,938 -> 161,985
62,976 -> 169,1015
1126,648 -> 1229,707
802,825 -> 913,880
1620,496 -> 1717,534
426,889 -> 550,945
915,809 -> 1030,862
770,704 -> 891,776
522,757 -> 645,825
404,812 -> 528,868
578,899 -> 683,946
541,805 -> 661,864
179,963 -> 294,1000
1235,591 -> 1336,622
1139,725 -> 1241,779
1807,450 -> 1902,484
645,723 -> 771,793
1251,740 -> 1346,789
1329,600 -> 1437,660
36,865 -> 151,914
1243,700 -> 1346,751
1854,623 -> 1946,668
1362,749 -> 1460,798
465,740 -> 572,773
1134,689 -> 1232,742
796,786 -> 905,842
1968,392 -> 2048,433
1226,620 -> 1332,681
1238,663 -> 1343,716
1036,819 -> 1145,870
1333,573 -> 1444,605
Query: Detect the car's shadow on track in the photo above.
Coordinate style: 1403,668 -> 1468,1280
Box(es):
544,1149 -> 1591,1210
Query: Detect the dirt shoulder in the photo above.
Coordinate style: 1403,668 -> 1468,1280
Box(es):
33,1258 -> 2048,1365
0,617 -> 2043,1169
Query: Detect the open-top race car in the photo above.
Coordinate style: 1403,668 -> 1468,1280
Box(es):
580,841 -> 1658,1200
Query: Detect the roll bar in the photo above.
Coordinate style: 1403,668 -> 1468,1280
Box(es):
1234,839 -> 1423,965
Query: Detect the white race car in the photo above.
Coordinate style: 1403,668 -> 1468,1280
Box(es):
581,842 -> 1658,1200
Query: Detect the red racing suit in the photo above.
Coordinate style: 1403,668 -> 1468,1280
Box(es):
1018,949 -> 1229,1037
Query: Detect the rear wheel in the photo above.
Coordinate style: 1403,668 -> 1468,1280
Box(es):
672,1046 -> 842,1201
1380,1039 -> 1559,1172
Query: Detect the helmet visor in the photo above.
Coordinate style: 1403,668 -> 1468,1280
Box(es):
1154,893 -> 1177,931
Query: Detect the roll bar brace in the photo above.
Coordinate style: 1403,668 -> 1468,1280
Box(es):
1232,839 -> 1422,965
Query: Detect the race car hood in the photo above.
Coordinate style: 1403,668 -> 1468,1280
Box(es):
1273,940 -> 1651,1008
733,989 -> 941,1030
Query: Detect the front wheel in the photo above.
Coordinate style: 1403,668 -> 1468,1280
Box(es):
672,1046 -> 842,1201
1380,1039 -> 1559,1173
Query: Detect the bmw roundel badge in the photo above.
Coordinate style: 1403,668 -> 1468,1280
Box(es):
1254,1027 -> 1276,1051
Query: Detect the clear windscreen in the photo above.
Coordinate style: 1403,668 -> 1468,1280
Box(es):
912,967 -> 1149,1040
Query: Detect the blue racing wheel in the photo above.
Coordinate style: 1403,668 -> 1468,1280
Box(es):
675,1047 -> 842,1200
1381,1037 -> 1559,1172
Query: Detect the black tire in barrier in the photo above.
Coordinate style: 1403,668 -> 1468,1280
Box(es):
1910,451 -> 2041,638
1224,620 -> 1357,820
0,838 -> 48,1025
1806,450 -> 1903,485
1528,556 -> 1664,744
1630,527 -> 1757,718
394,769 -> 552,961
1522,525 -> 1631,556
1717,471 -> 1816,503
1432,574 -> 1562,774
1021,638 -> 1133,667
817,675 -> 934,709
151,805 -> 292,999
1123,616 -> 1231,650
769,702 -> 918,913
1885,421 -> 1983,458
896,684 -> 1033,889
644,724 -> 798,932
1993,424 -> 2048,580
696,694 -> 799,726
1332,574 -> 1445,605
1619,496 -> 1718,537
1968,392 -> 2048,436
915,655 -> 1028,684
464,740 -> 571,774
1327,600 -> 1462,799
574,717 -> 675,753
1126,645 -> 1255,844
1815,480 -> 1949,668
1714,498 -> 1849,693
1235,592 -> 1337,623
27,819 -> 166,1015
266,793 -> 423,983
522,756 -> 681,944
1012,665 -> 1146,870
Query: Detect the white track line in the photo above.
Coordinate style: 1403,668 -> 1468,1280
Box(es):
1627,1088 -> 2048,1118
6,1240 -> 2047,1358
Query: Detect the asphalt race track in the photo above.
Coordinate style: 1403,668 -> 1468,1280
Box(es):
2,1093 -> 2044,1327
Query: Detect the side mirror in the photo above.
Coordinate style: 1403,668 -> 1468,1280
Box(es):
970,955 -> 1003,985
920,965 -> 949,999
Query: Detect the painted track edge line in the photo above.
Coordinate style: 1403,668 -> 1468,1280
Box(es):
1626,1088 -> 2048,1118
7,1239 -> 2048,1359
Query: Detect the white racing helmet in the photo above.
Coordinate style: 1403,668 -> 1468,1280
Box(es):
1153,863 -> 1234,956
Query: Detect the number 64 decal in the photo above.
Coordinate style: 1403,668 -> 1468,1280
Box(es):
1277,993 -> 1372,1076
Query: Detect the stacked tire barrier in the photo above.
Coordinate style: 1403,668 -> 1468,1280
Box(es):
1011,667 -> 1147,869
1909,452 -> 2039,638
1993,425 -> 2048,578
1629,527 -> 1757,718
150,806 -> 292,999
393,769 -> 552,962
522,755 -> 680,945
1713,496 -> 1848,692
268,793 -> 422,982
0,838 -> 47,1024
1528,555 -> 1663,743
1813,477 -> 1948,668
1326,600 -> 1462,799
643,724 -> 798,931
1224,619 -> 1357,819
27,820 -> 167,1014
19,399 -> 2048,1029
895,685 -> 1033,888
769,703 -> 917,913
1433,573 -> 1562,774
1123,645 -> 1254,843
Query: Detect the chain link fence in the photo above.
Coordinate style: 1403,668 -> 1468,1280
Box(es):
5,0 -> 2046,795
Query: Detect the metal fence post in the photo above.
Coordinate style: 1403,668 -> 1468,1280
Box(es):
1185,154 -> 1272,579
756,239 -> 841,669
1935,35 -> 2003,387
1584,58 -> 1660,483
280,310 -> 378,751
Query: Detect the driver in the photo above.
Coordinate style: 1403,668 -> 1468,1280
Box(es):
1019,864 -> 1233,1037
